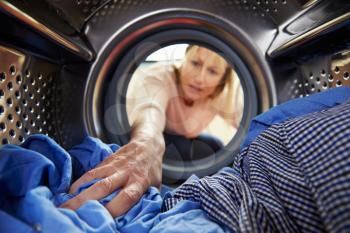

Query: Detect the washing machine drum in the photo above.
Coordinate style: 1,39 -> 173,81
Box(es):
2,0 -> 348,184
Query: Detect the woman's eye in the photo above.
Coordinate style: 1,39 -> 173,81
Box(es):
208,69 -> 218,75
191,60 -> 200,67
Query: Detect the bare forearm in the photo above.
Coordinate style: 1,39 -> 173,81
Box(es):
131,107 -> 166,155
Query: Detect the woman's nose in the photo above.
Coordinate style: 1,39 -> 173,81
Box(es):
193,69 -> 206,84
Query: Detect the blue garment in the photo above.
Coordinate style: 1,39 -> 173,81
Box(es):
0,135 -> 228,233
241,86 -> 350,148
164,100 -> 350,233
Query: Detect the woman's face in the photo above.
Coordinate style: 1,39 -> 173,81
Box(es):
179,46 -> 227,102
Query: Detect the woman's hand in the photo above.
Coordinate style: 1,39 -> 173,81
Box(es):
60,135 -> 165,217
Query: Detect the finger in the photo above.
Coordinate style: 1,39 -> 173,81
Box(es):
105,181 -> 146,217
69,164 -> 117,194
61,170 -> 128,210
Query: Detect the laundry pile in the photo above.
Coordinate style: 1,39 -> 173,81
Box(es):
0,135 -> 228,233
1,87 -> 350,233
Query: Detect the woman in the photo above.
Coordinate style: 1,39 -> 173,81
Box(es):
127,45 -> 243,160
61,45 -> 243,218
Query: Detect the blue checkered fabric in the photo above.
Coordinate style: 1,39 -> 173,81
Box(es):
163,100 -> 350,233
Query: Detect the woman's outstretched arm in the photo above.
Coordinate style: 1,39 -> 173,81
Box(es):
61,66 -> 171,217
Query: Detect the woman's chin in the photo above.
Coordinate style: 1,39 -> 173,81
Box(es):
182,88 -> 199,99
184,92 -> 205,102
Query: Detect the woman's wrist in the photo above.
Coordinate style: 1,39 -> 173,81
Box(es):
130,130 -> 165,188
131,130 -> 165,158
130,108 -> 166,158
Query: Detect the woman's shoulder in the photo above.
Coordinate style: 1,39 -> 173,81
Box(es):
138,63 -> 179,93
141,62 -> 177,80
129,62 -> 178,98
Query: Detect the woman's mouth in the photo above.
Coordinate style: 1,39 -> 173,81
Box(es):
188,84 -> 203,94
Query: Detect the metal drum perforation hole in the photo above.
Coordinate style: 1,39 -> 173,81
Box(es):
334,66 -> 340,74
9,129 -> 15,137
16,121 -> 22,129
9,65 -> 16,76
328,74 -> 333,82
7,82 -> 13,91
23,84 -> 28,92
0,122 -> 6,131
15,106 -> 20,114
15,91 -> 20,99
2,138 -> 8,145
7,114 -> 13,122
0,72 -> 6,82
16,74 -> 22,84
322,82 -> 328,89
6,98 -> 12,107
25,70 -> 30,78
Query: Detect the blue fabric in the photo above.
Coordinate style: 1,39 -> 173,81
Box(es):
241,86 -> 350,149
165,100 -> 350,233
0,135 -> 229,233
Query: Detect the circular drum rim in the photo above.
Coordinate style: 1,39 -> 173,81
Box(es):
84,8 -> 277,181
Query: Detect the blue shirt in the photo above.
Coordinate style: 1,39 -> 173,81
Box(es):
0,136 -> 229,233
